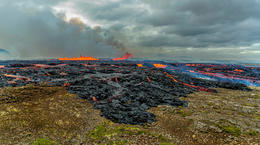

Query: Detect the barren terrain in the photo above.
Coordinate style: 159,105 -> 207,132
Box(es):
0,84 -> 259,144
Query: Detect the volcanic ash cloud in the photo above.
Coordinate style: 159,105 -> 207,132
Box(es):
0,4 -> 126,59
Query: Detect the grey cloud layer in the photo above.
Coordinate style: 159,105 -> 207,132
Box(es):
75,0 -> 260,61
0,0 -> 259,61
141,0 -> 260,47
0,1 -> 125,59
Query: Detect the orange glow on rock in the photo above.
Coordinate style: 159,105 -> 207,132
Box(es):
4,74 -> 31,81
234,69 -> 244,72
92,96 -> 98,102
153,64 -> 167,68
34,64 -> 67,68
59,56 -> 99,61
137,64 -> 143,67
164,72 -> 178,82
112,52 -> 133,61
147,76 -> 151,82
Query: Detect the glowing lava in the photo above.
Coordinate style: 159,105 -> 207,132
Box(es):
4,74 -> 31,81
58,52 -> 132,61
112,52 -> 133,61
137,64 -> 143,67
59,56 -> 99,61
153,64 -> 167,68
34,64 -> 67,68
234,69 -> 244,73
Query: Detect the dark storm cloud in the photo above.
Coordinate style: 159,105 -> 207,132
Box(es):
0,0 -> 125,59
76,0 -> 143,22
142,0 -> 260,26
74,0 -> 260,61
138,34 -> 198,48
137,0 -> 260,48
0,0 -> 259,61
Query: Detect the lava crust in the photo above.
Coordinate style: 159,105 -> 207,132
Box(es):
0,61 -> 253,124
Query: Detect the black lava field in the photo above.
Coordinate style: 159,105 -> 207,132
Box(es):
0,60 -> 259,125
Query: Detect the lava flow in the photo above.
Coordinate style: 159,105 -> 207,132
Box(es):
0,60 -> 258,125
153,64 -> 167,68
58,56 -> 99,61
112,52 -> 133,61
58,52 -> 133,61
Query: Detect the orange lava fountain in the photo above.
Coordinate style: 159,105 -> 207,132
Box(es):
112,52 -> 133,61
58,56 -> 99,61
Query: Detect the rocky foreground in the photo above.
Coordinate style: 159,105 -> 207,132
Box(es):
0,84 -> 259,145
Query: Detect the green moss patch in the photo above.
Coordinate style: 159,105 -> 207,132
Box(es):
177,109 -> 193,117
167,107 -> 193,117
159,143 -> 175,145
221,125 -> 241,136
247,130 -> 258,136
88,121 -> 172,144
33,138 -> 57,145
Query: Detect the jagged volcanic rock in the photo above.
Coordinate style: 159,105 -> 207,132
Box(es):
0,61 -> 254,124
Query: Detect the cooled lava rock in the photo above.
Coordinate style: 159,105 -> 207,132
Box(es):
0,61 -> 254,125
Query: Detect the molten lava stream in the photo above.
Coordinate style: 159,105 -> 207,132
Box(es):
163,72 -> 216,93
153,64 -> 167,68
137,64 -> 143,67
3,74 -> 31,81
58,56 -> 99,61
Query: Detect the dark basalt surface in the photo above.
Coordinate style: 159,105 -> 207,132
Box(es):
0,61 -> 252,124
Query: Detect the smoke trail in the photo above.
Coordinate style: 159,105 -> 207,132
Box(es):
0,3 -> 126,59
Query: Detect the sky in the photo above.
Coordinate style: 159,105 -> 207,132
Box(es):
0,0 -> 259,62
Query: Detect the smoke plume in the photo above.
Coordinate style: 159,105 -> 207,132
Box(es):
0,3 -> 126,59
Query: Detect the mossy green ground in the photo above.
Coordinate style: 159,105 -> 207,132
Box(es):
33,138 -> 57,145
87,120 -> 171,144
0,84 -> 259,144
247,130 -> 258,136
221,125 -> 241,136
